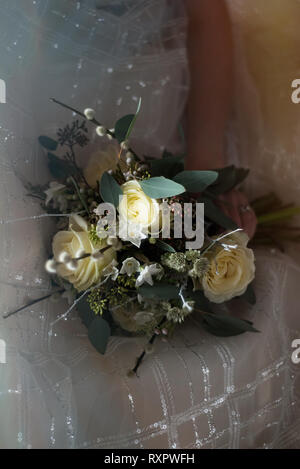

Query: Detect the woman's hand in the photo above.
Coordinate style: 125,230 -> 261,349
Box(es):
216,189 -> 257,239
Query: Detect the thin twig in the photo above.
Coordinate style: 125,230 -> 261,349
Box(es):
3,290 -> 64,319
50,98 -> 114,138
131,316 -> 166,376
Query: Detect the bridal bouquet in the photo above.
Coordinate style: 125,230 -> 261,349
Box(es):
27,98 -> 261,372
7,99 -> 262,374
4,98 -> 300,374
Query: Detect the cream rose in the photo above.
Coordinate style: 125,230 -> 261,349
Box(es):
202,231 -> 255,304
118,180 -> 159,230
84,144 -> 119,188
52,215 -> 116,292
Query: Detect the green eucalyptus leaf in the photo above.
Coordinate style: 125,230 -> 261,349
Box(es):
173,171 -> 218,193
200,197 -> 238,230
39,136 -> 58,151
188,290 -> 214,313
138,283 -> 180,300
48,153 -> 76,180
140,177 -> 185,199
207,166 -> 250,197
76,297 -> 95,328
150,155 -> 184,178
114,114 -> 135,143
88,316 -> 111,355
154,240 -> 176,253
202,312 -> 259,337
240,283 -> 256,305
100,172 -> 123,208
125,97 -> 142,140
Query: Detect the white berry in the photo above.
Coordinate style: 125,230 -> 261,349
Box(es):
84,108 -> 95,120
45,259 -> 57,274
96,126 -> 107,137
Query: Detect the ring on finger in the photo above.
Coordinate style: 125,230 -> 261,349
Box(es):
239,204 -> 252,213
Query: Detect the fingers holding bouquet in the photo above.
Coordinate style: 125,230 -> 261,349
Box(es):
217,189 -> 257,239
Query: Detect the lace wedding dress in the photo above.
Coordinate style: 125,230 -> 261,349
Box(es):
0,0 -> 299,449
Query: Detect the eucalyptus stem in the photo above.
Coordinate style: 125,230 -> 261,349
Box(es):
3,289 -> 64,319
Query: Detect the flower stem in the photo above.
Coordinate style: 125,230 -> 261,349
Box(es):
257,206 -> 300,225
131,316 -> 166,376
3,289 -> 64,319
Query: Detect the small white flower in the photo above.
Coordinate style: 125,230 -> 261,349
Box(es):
44,182 -> 66,206
135,264 -> 162,288
84,108 -> 95,120
119,221 -> 147,248
96,126 -> 107,137
118,219 -> 147,248
102,260 -> 119,281
120,257 -> 140,276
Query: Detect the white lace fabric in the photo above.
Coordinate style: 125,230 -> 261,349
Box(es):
0,0 -> 299,449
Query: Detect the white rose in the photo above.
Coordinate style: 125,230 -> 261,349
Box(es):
84,144 -> 119,188
118,180 -> 159,231
52,215 -> 116,292
202,231 -> 255,304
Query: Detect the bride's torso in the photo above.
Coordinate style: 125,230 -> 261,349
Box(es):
227,0 -> 300,203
